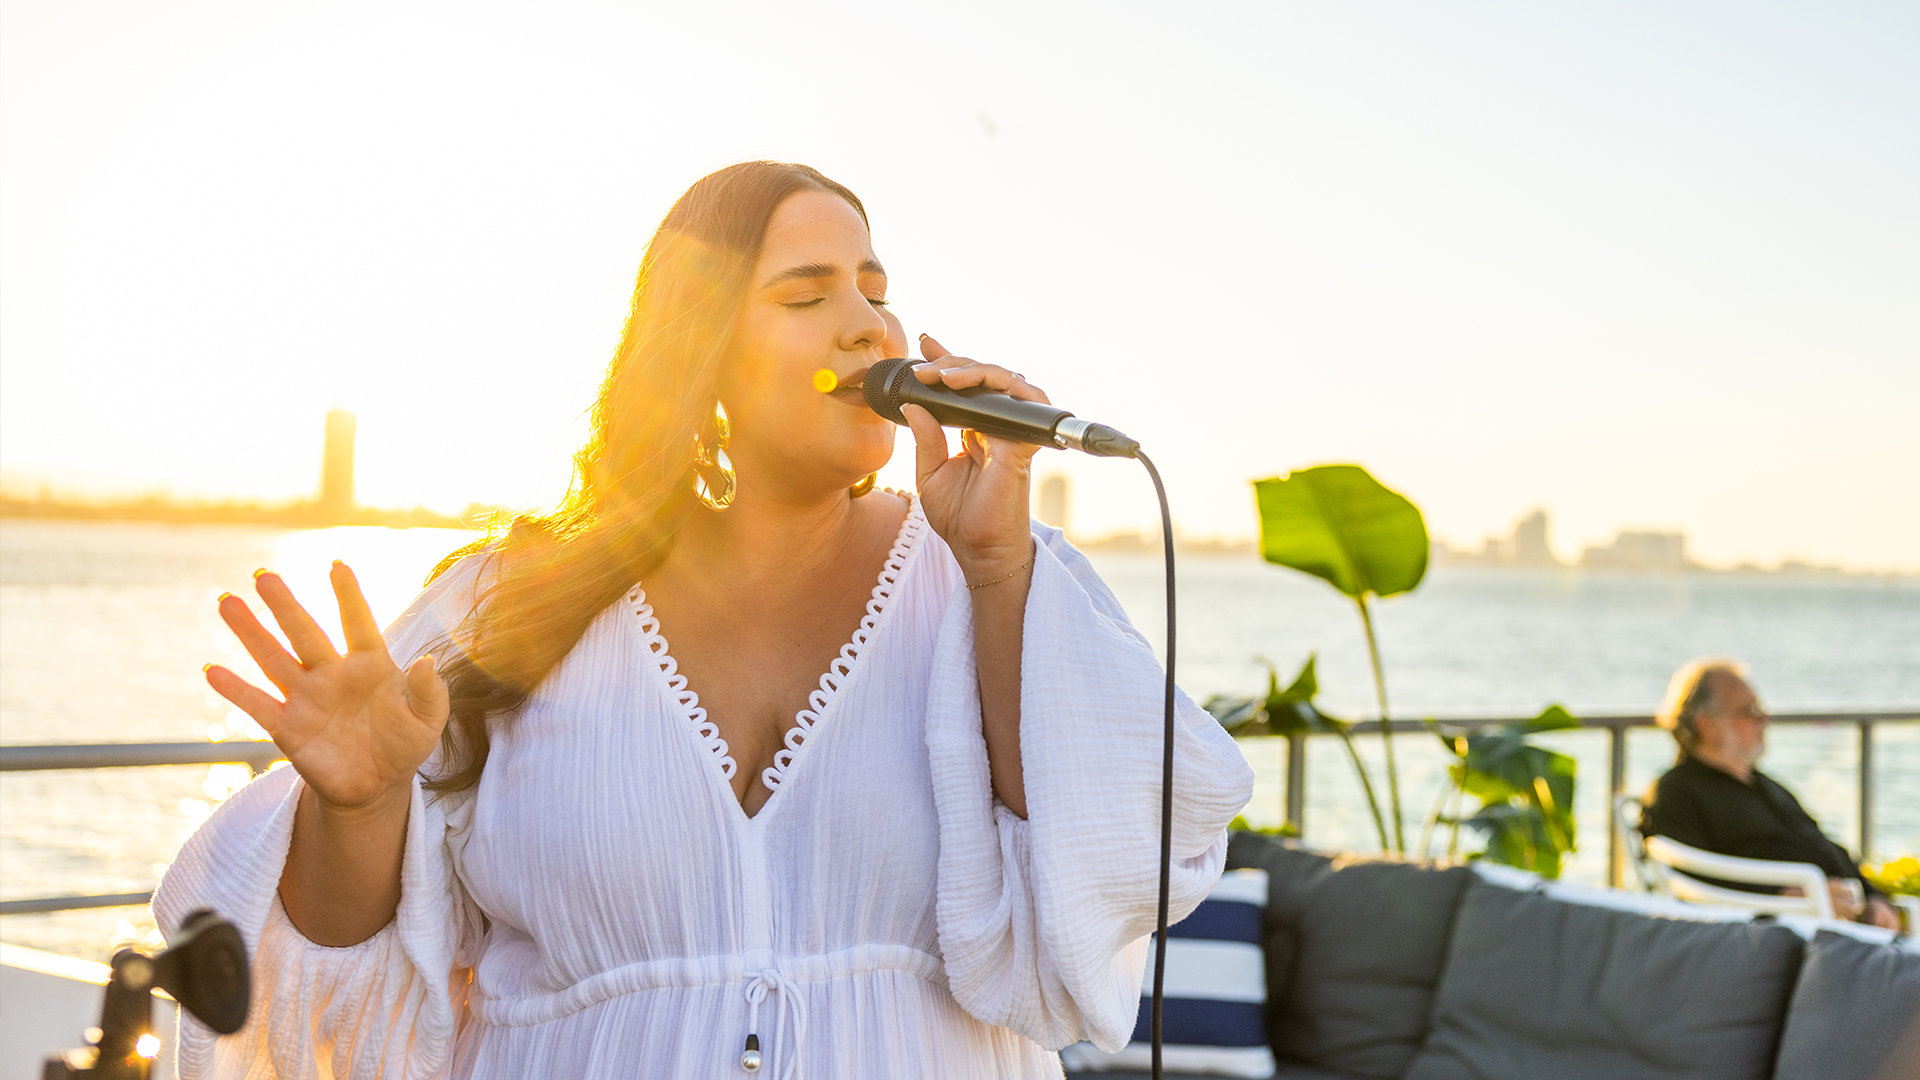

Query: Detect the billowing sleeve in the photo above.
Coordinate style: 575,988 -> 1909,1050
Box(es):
927,523 -> 1256,1052
150,556 -> 492,1078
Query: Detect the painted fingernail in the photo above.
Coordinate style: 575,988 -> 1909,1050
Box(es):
202,663 -> 214,673
332,560 -> 345,568
217,592 -> 234,603
253,568 -> 270,578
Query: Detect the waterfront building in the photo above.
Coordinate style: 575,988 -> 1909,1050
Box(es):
319,409 -> 356,523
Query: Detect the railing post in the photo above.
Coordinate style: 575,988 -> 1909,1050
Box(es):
1609,723 -> 1627,889
1859,719 -> 1874,861
1286,731 -> 1307,837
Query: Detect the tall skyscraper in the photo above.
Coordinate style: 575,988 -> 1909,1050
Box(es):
1512,509 -> 1558,565
320,409 -> 356,522
1037,474 -> 1070,534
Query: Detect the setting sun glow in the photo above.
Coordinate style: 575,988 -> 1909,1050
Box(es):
2,2 -> 1915,569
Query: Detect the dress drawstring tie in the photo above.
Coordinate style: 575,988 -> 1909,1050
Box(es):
740,968 -> 808,1078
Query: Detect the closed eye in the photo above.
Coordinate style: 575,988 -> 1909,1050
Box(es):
780,298 -> 826,309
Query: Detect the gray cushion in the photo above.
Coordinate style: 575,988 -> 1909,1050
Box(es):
1227,833 -> 1321,1039
1404,880 -> 1804,1080
1231,833 -> 1474,1080
1773,930 -> 1920,1080
1066,1067 -> 1355,1080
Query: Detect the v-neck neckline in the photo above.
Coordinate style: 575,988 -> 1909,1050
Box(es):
629,496 -> 928,823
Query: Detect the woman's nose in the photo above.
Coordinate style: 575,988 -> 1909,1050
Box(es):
837,295 -> 888,353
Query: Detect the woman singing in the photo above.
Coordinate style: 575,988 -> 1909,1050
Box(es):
157,161 -> 1254,1077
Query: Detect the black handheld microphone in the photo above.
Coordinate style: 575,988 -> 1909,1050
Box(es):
861,357 -> 1140,458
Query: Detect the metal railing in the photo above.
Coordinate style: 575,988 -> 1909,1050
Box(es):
1,712 -> 1913,912
1267,711 -> 1913,889
0,740 -> 284,916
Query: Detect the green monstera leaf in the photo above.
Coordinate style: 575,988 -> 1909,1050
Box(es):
1433,704 -> 1580,876
1202,655 -> 1349,737
1253,465 -> 1429,599
1204,656 -> 1389,849
1460,803 -> 1567,879
1253,464 -> 1430,851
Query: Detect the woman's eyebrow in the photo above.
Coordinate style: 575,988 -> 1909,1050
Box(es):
759,258 -> 888,288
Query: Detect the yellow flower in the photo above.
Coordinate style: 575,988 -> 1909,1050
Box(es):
1863,855 -> 1920,895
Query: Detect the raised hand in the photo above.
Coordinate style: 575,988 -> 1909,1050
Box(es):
206,562 -> 449,811
904,334 -> 1044,585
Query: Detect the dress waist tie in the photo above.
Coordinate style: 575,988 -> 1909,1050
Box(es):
469,942 -> 946,1073
740,967 -> 807,1078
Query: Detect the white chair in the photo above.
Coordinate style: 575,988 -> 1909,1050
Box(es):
1894,895 -> 1920,933
1612,795 -> 1659,893
1642,835 -> 1835,919
1613,794 -> 1835,918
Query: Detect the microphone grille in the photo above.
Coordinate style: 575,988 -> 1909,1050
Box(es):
862,357 -> 915,424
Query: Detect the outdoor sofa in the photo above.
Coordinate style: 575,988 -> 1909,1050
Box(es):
1067,831 -> 1920,1080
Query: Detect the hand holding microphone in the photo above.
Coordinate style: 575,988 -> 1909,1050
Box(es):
862,340 -> 1140,458
890,335 -> 1054,588
855,332 -> 1141,584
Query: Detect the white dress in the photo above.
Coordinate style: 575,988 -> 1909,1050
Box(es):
153,500 -> 1255,1079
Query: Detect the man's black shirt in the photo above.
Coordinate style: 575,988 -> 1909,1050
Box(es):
1639,755 -> 1879,899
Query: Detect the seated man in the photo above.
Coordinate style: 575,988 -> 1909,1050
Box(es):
1641,658 -> 1899,929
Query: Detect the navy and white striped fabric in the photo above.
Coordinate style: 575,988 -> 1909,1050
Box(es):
1061,868 -> 1274,1078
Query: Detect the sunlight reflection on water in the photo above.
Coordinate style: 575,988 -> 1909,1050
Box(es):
1,521 -> 475,958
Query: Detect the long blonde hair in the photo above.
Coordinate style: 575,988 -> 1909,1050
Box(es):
425,162 -> 868,793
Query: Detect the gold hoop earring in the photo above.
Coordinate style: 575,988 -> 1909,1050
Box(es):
692,402 -> 735,511
849,473 -> 877,498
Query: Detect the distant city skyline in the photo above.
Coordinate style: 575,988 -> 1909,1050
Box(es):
1435,508 -> 1694,572
0,454 -> 1895,577
0,389 -> 1892,573
0,410 -> 465,529
3,2 -> 1914,572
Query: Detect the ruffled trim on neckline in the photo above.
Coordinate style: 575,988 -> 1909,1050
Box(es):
629,586 -> 737,780
761,496 -> 927,794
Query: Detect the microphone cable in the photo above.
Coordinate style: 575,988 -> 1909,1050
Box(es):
864,358 -> 1177,1073
1133,450 -> 1176,1080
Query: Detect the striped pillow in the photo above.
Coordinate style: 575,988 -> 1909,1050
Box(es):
1061,868 -> 1274,1078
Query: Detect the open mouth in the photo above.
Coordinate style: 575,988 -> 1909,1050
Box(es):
827,366 -> 871,398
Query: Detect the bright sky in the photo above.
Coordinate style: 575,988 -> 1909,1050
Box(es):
3,1 -> 1915,570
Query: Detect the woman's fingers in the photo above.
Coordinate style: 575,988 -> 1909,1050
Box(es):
960,427 -> 990,467
902,403 -> 955,482
204,663 -> 285,731
405,654 -> 451,724
909,336 -> 1051,405
218,593 -> 307,691
253,571 -> 339,668
938,364 -> 1048,403
1004,375 -> 1049,404
912,334 -> 1048,467
331,562 -> 386,654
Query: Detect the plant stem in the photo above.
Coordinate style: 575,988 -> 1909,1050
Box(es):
1334,728 -> 1392,852
1356,594 -> 1405,853
1417,766 -> 1453,859
1445,783 -> 1464,860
